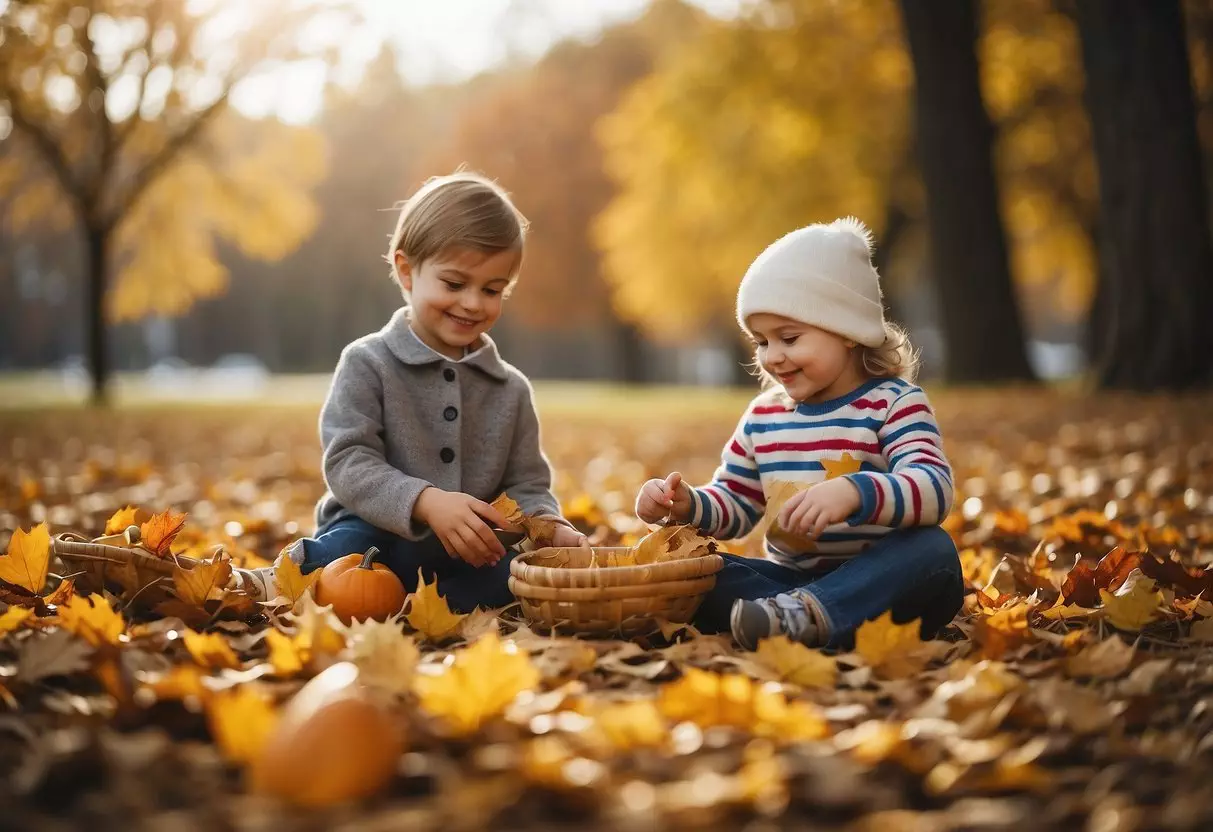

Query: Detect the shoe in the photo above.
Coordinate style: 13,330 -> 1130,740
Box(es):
227,539 -> 306,602
730,589 -> 821,650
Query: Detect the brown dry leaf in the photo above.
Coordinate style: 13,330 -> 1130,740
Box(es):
491,493 -> 524,526
1100,570 -> 1165,632
632,524 -> 714,565
975,603 -> 1033,659
43,579 -> 76,610
457,607 -> 501,641
182,629 -> 241,670
56,593 -> 126,647
530,639 -> 599,680
342,617 -> 418,696
16,628 -> 94,682
1189,617 -> 1213,642
0,606 -> 35,634
267,551 -> 321,609
104,506 -> 145,535
854,611 -> 928,677
413,631 -> 540,736
206,685 -> 279,765
0,523 -> 51,594
140,510 -> 188,557
172,557 -> 233,608
1064,636 -> 1136,679
1061,547 -> 1142,607
405,569 -> 466,641
753,635 -> 837,689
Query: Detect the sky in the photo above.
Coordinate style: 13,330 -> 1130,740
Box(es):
230,0 -> 744,123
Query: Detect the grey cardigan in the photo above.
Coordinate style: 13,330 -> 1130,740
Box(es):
314,308 -> 563,539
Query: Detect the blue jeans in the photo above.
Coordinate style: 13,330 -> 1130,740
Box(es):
298,516 -> 517,613
691,526 -> 964,649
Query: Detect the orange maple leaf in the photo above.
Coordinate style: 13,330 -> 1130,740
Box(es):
140,510 -> 188,557
104,506 -> 143,535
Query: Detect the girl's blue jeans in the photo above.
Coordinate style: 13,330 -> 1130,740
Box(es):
691,525 -> 964,648
297,515 -> 517,613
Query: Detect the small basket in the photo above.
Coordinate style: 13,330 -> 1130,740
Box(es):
52,530 -> 206,609
508,546 -> 724,637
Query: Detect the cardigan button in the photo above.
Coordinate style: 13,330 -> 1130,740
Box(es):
443,406 -> 458,422
440,447 -> 455,464
443,368 -> 456,382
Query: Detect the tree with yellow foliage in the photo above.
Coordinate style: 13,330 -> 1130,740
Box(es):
0,0 -> 344,403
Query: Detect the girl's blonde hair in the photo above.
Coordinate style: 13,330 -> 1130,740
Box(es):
385,170 -> 529,288
752,320 -> 921,390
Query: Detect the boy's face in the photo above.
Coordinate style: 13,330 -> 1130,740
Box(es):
395,246 -> 519,360
747,313 -> 862,404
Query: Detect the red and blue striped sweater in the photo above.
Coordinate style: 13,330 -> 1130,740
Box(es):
688,377 -> 954,572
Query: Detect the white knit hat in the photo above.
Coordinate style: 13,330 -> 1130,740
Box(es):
736,217 -> 886,348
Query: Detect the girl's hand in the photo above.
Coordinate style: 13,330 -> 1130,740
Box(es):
548,523 -> 588,549
777,478 -> 862,540
414,487 -> 512,566
636,472 -> 694,525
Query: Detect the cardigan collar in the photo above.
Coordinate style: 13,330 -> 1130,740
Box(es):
380,307 -> 509,382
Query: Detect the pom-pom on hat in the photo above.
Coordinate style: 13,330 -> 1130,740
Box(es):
736,217 -> 886,348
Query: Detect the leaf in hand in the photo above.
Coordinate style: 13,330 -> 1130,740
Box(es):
753,635 -> 837,689
413,631 -> 540,736
0,523 -> 51,594
632,524 -> 714,564
173,556 -> 233,607
56,594 -> 126,647
16,628 -> 94,682
140,510 -> 188,557
491,493 -> 525,527
182,629 -> 241,670
405,569 -> 466,641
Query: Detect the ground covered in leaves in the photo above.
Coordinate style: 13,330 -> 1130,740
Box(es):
2,388 -> 1213,831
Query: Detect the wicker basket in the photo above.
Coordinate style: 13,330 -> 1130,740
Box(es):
52,531 -> 207,609
508,546 -> 724,636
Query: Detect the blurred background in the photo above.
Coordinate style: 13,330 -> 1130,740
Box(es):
1,0 -> 1211,404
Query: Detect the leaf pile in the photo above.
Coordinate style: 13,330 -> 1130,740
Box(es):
2,392 -> 1213,830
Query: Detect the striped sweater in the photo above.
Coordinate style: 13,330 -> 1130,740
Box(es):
689,377 -> 953,572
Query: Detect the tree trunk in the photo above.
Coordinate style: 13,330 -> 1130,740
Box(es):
611,319 -> 648,384
85,225 -> 110,406
898,0 -> 1036,383
1076,0 -> 1213,390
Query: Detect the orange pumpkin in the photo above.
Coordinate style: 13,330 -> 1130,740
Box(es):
249,662 -> 405,806
315,546 -> 407,624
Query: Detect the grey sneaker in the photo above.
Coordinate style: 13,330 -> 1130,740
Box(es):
730,590 -> 821,650
227,539 -> 307,602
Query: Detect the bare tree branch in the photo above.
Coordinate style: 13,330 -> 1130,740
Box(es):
1,83 -> 88,216
80,0 -> 115,207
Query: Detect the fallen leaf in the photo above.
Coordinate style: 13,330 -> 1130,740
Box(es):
1064,636 -> 1136,679
657,667 -> 829,740
42,579 -> 76,610
270,551 -> 320,608
55,594 -> 126,647
974,603 -> 1033,659
264,629 -> 305,676
206,685 -> 279,765
413,631 -> 540,736
0,523 -> 51,594
138,664 -> 207,703
172,557 -> 233,607
855,611 -> 928,677
16,628 -> 94,682
1038,600 -> 1098,621
405,569 -> 466,640
182,629 -> 241,670
0,606 -> 34,634
140,510 -> 188,557
457,607 -> 501,641
1061,547 -> 1142,607
591,699 -> 669,750
1100,570 -> 1164,632
1189,616 -> 1213,642
753,635 -> 837,689
104,506 -> 145,535
632,524 -> 715,564
343,617 -> 418,695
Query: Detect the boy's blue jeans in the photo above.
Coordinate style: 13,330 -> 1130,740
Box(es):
691,526 -> 964,648
297,516 -> 517,613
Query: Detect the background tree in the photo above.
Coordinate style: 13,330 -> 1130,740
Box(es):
1075,0 -> 1213,389
0,0 -> 345,402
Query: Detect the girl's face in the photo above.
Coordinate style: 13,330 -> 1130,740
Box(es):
395,246 -> 519,360
747,313 -> 865,403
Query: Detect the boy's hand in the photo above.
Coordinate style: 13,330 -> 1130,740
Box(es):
636,472 -> 693,525
414,487 -> 511,567
777,478 -> 862,540
547,523 -> 588,549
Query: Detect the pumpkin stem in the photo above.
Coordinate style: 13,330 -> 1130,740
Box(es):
360,546 -> 380,569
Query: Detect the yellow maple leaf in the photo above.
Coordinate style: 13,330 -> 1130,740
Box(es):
755,481 -> 819,553
405,570 -> 466,640
104,506 -> 143,535
182,629 -> 241,670
1039,600 -> 1098,621
206,685 -> 280,765
343,618 -> 419,696
0,606 -> 34,634
56,593 -> 126,647
271,552 -> 320,608
1100,570 -> 1164,632
140,510 -> 188,557
754,635 -> 837,689
592,699 -> 669,750
265,629 -> 305,676
413,631 -> 540,736
172,557 -> 233,607
0,523 -> 51,594
264,596 -> 347,676
491,493 -> 524,526
657,668 -> 830,741
855,611 -> 927,677
632,524 -> 714,564
140,664 -> 208,703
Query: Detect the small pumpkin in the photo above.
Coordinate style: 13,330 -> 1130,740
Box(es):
249,662 -> 406,806
315,546 -> 407,624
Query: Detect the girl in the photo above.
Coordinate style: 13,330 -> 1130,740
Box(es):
636,218 -> 963,649
236,171 -> 585,611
